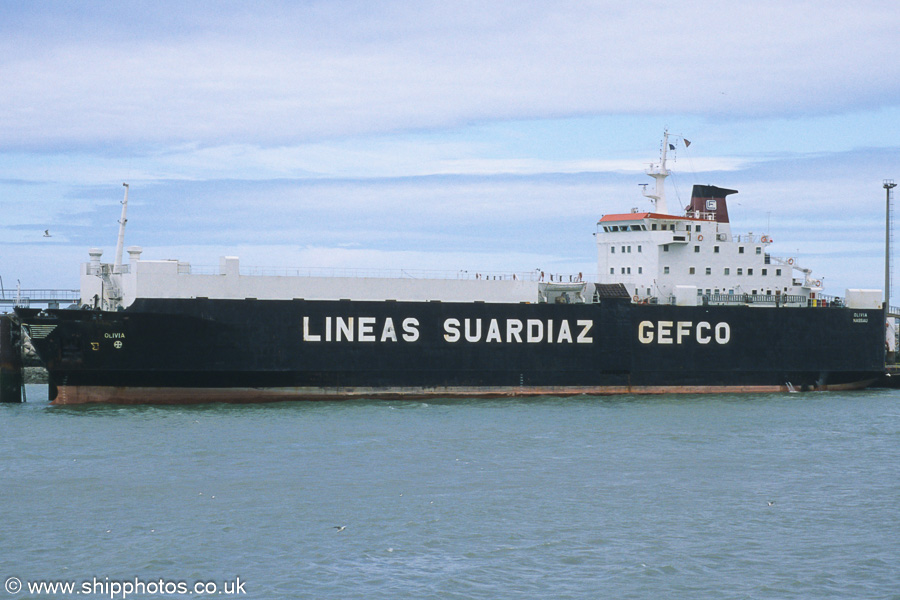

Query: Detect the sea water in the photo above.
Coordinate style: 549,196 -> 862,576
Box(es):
1,386 -> 898,599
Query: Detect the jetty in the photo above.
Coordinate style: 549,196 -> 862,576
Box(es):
1,289 -> 78,401
0,289 -> 80,309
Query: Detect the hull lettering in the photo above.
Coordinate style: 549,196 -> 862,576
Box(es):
307,316 -> 595,344
639,320 -> 730,345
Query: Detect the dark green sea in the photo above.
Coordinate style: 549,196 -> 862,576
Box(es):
2,385 -> 898,599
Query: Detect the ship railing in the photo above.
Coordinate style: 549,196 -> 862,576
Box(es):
206,265 -> 580,283
86,264 -> 131,276
768,256 -> 807,271
701,293 -> 817,307
685,210 -> 718,222
813,293 -> 847,308
0,289 -> 80,301
732,233 -> 764,244
0,289 -> 81,308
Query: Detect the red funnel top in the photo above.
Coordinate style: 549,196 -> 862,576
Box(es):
688,185 -> 738,223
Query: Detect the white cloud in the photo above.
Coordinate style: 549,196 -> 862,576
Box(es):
0,139 -> 749,185
2,1 -> 899,148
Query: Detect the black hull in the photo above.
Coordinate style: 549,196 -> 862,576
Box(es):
17,298 -> 885,404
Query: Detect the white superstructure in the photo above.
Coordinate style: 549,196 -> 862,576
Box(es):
80,251 -> 590,310
78,131 -> 858,313
594,130 -> 823,307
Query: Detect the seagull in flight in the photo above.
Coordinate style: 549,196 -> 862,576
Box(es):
333,525 -> 346,532
43,230 -> 51,237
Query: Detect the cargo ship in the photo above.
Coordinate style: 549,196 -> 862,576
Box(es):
12,132 -> 886,404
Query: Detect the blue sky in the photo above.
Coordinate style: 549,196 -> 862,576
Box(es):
2,0 -> 899,299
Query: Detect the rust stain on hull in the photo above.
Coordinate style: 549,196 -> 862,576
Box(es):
51,380 -> 877,405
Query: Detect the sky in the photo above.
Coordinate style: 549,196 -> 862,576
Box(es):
2,0 -> 899,301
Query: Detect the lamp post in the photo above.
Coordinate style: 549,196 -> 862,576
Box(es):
886,180 -> 897,311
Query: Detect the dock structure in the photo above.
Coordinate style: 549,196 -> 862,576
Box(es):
0,289 -> 80,309
1,288 -> 78,402
0,314 -> 23,402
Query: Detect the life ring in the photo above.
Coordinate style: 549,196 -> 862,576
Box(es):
815,279 -> 822,287
788,258 -> 794,265
633,295 -> 640,303
761,235 -> 769,243
697,234 -> 703,241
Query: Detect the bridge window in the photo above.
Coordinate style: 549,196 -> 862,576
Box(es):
714,246 -> 720,253
610,268 -> 614,275
706,267 -> 712,275
611,247 -> 615,254
762,269 -> 767,276
694,246 -> 700,253
776,269 -> 782,276
664,266 -> 670,274
748,268 -> 753,276
724,268 -> 730,275
739,247 -> 745,254
689,267 -> 696,274
756,247 -> 762,255
737,268 -> 743,275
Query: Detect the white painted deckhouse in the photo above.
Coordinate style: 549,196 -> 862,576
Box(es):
595,130 -> 825,307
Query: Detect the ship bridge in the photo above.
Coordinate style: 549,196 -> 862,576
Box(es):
594,144 -> 818,305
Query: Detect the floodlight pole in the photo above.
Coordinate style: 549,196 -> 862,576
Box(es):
886,180 -> 897,311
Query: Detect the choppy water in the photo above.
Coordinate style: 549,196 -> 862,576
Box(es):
1,385 -> 898,599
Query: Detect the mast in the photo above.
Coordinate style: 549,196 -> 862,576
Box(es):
114,183 -> 129,271
642,130 -> 671,215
